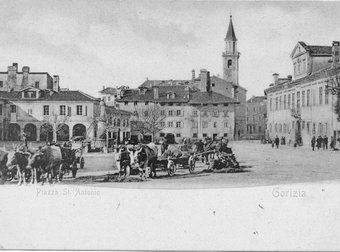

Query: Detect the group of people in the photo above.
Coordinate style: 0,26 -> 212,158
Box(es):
311,135 -> 335,151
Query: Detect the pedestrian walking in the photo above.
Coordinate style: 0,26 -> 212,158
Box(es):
317,135 -> 323,150
323,135 -> 328,150
311,136 -> 316,151
275,135 -> 280,149
330,136 -> 336,150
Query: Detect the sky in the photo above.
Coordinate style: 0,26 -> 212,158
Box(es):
0,0 -> 339,98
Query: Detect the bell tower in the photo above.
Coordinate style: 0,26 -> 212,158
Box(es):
222,15 -> 239,86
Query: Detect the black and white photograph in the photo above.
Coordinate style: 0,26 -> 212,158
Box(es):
0,0 -> 340,250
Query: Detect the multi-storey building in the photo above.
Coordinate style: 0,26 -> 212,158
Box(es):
0,63 -> 101,142
265,41 -> 340,146
116,70 -> 238,143
246,96 -> 267,139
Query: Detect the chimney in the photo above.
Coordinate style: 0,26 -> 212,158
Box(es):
12,63 -> 18,72
332,41 -> 340,68
153,86 -> 159,100
273,73 -> 279,86
53,75 -> 59,92
7,64 -> 17,90
199,69 -> 209,91
100,99 -> 105,118
287,75 -> 292,81
21,66 -> 30,88
192,69 -> 195,80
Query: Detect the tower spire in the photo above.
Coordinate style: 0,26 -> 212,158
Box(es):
226,14 -> 237,41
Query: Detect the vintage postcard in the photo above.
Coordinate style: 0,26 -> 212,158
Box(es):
0,0 -> 339,251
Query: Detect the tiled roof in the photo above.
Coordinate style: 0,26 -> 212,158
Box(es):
306,45 -> 332,55
118,86 -> 190,103
299,42 -> 332,55
247,96 -> 266,103
105,106 -> 131,116
0,90 -> 99,102
265,65 -> 340,94
99,87 -> 117,95
188,91 -> 238,104
139,79 -> 189,88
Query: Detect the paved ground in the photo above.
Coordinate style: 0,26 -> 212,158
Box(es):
4,141 -> 340,188
70,141 -> 340,188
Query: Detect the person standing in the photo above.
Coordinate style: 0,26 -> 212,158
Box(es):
275,135 -> 280,149
317,136 -> 322,150
196,139 -> 205,162
22,131 -> 27,148
330,136 -> 335,150
323,135 -> 328,150
311,136 -> 316,151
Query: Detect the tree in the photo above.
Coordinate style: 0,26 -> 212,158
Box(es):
131,104 -> 166,142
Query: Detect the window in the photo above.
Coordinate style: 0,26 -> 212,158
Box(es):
203,111 -> 208,117
319,87 -> 323,105
193,133 -> 198,138
108,96 -> 111,102
176,110 -> 181,116
203,133 -> 207,137
60,105 -> 66,115
168,110 -> 173,116
176,121 -> 181,128
85,106 -> 88,116
224,122 -> 228,128
292,93 -> 295,108
161,110 -> 165,116
223,111 -> 228,117
160,121 -> 165,128
302,91 -> 305,106
224,133 -> 228,137
68,106 -> 71,116
160,133 -> 165,137
307,90 -> 310,106
43,105 -> 49,115
312,123 -> 316,134
279,96 -> 282,110
123,120 -> 126,127
176,133 -> 181,138
213,122 -> 217,128
10,105 -> 16,113
203,121 -> 208,128
284,95 -> 286,110
193,121 -> 198,128
228,59 -> 232,68
35,81 -> 39,88
124,101 -> 128,105
288,94 -> 291,109
168,121 -> 173,128
212,83 -> 215,87
213,111 -> 219,117
0,104 -> 2,115
0,81 -> 3,88
325,88 -> 329,105
302,121 -> 305,130
307,122 -> 310,134
134,101 -> 138,105
275,97 -> 278,110
117,119 -> 121,127
27,109 -> 32,115
297,92 -> 300,109
76,105 -> 82,115
193,111 -> 198,117
144,111 -> 148,117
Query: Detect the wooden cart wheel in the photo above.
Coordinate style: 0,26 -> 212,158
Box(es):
80,157 -> 85,169
188,156 -> 195,174
167,160 -> 176,177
